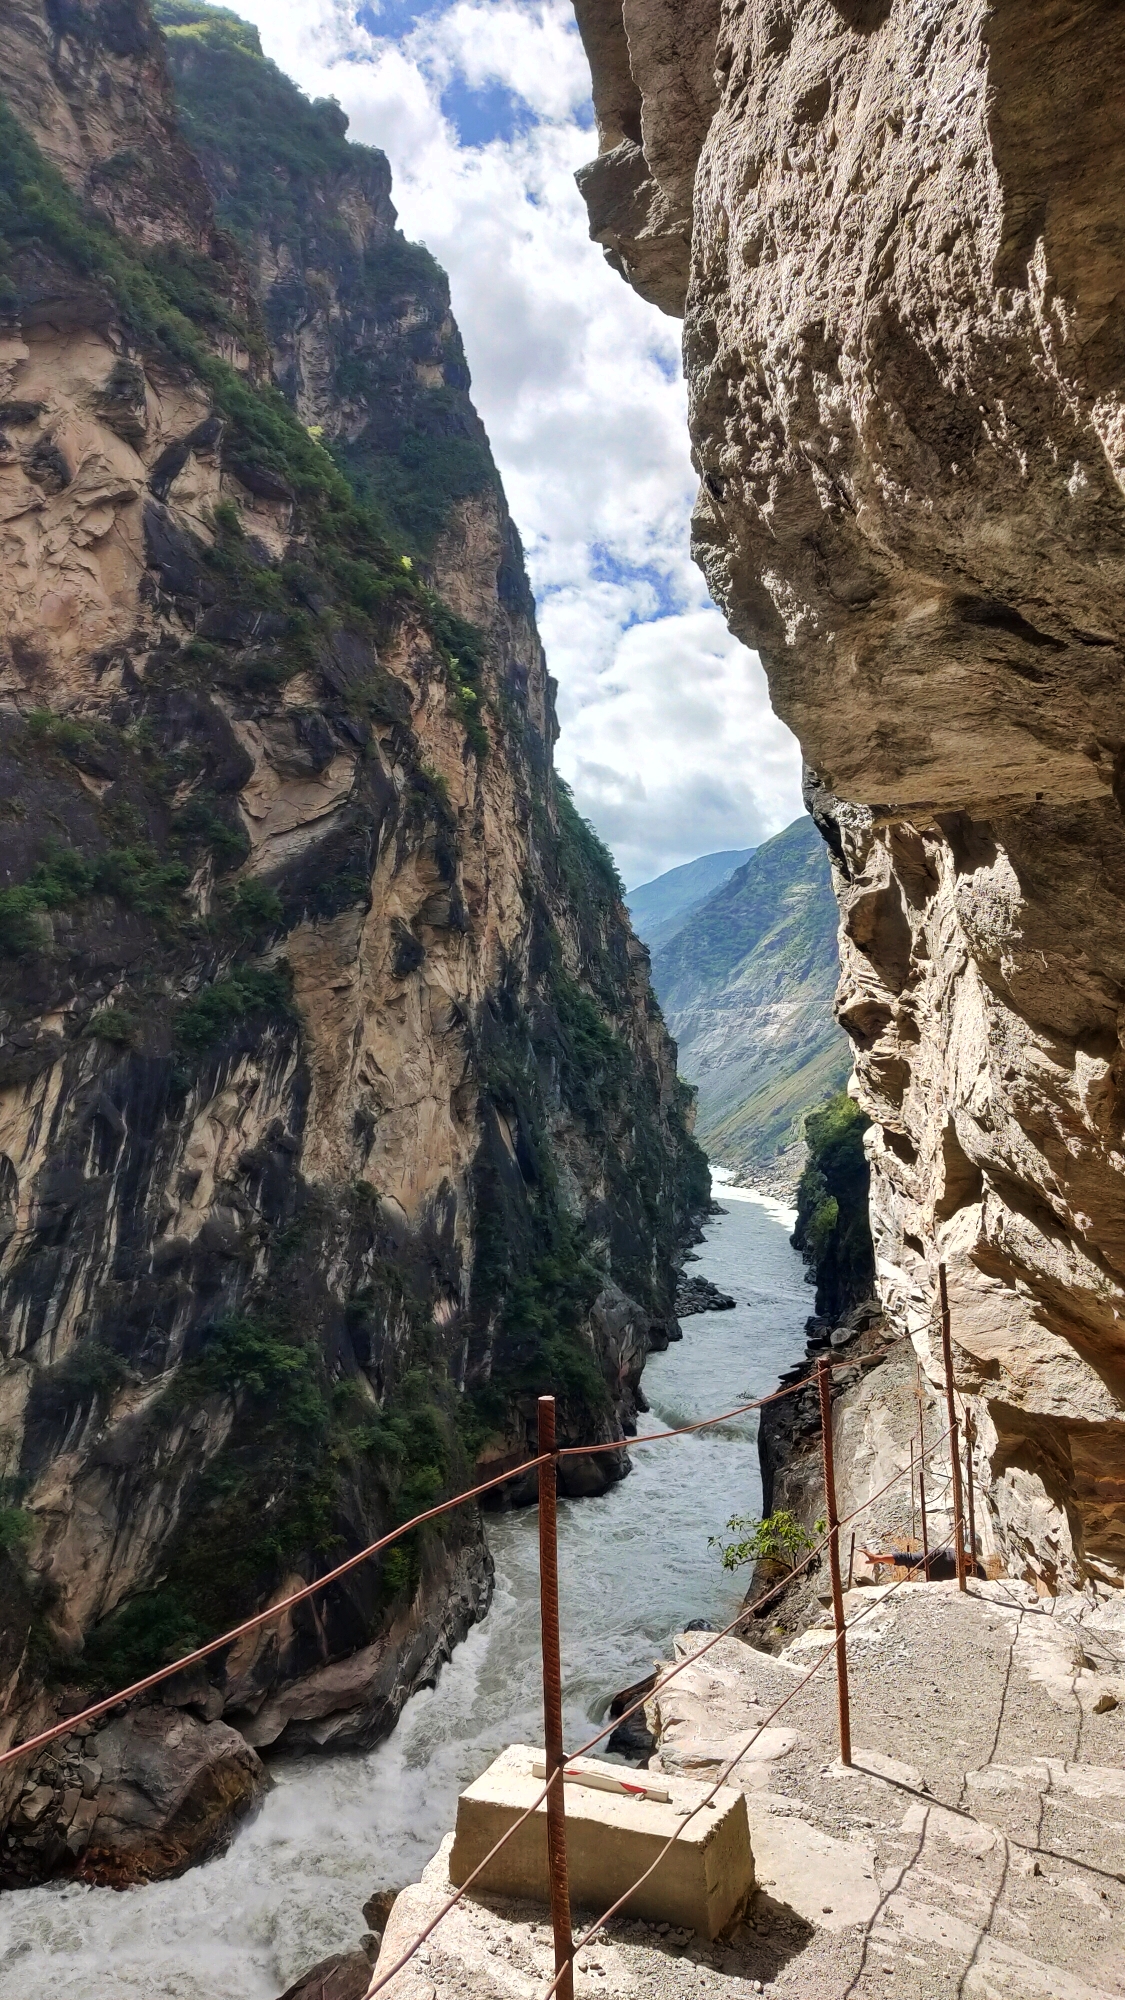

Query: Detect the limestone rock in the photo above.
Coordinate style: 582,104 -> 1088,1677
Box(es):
572,0 -> 1125,1587
277,1952 -> 374,2000
1,1707 -> 266,1887
572,0 -> 719,314
0,2 -> 707,1880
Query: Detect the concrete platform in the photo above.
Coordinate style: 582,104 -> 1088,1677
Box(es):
447,1743 -> 754,1940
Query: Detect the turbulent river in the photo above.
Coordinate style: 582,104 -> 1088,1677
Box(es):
0,1180 -> 811,1999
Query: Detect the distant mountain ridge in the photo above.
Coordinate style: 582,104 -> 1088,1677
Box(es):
636,820 -> 850,1188
626,847 -> 753,955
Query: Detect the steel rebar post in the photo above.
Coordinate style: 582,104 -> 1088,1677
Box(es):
918,1430 -> 931,1579
537,1396 -> 574,2000
938,1264 -> 968,1592
909,1436 -> 916,1543
816,1356 -> 852,1766
964,1410 -> 978,1579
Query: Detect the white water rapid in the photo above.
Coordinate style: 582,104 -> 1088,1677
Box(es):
0,1184 -> 811,1999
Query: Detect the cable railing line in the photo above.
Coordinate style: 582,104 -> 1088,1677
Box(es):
0,1449 -> 551,1773
557,1376 -> 817,1458
363,1513 -> 845,2000
581,1421 -> 956,1760
2,1363 -> 866,1774
1,1288 -> 970,2000
534,1523 -> 963,2000
365,1421 -> 957,1999
0,1347 -> 925,1781
555,1345 -> 903,1462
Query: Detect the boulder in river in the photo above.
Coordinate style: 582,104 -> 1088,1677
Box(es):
276,1951 -> 375,2000
3,1707 -> 268,1889
362,1886 -> 400,1934
605,1670 -> 657,1762
676,1275 -> 737,1316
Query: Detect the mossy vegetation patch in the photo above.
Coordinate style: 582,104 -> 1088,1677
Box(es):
0,843 -> 191,958
174,965 -> 293,1054
80,1315 -> 461,1689
792,1091 -> 874,1321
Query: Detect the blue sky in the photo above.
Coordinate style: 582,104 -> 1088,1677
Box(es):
205,0 -> 803,886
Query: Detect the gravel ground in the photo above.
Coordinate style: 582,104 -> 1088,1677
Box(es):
368,1580 -> 1125,2000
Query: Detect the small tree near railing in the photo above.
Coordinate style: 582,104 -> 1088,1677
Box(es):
709,1508 -> 824,1574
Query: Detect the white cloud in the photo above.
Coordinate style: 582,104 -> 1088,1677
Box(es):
408,0 -> 592,117
210,0 -> 803,881
555,609 -> 801,887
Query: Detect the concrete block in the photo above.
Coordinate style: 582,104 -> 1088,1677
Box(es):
448,1744 -> 754,1940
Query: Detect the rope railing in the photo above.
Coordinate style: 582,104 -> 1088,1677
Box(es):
0,1343 -> 885,1777
362,1508 -> 848,2000
0,1452 -> 543,1774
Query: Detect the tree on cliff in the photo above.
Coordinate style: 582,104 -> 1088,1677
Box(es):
791,1093 -> 874,1324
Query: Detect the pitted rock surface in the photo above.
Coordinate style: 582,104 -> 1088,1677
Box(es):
572,0 -> 1125,1588
0,0 -> 706,1881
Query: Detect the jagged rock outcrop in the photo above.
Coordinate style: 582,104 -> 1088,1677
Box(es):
675,1273 -> 734,1315
0,0 -> 706,1883
573,1 -> 1125,1589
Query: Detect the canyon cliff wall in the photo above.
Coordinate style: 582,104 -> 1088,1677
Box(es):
573,0 -> 1125,1593
0,0 -> 706,1883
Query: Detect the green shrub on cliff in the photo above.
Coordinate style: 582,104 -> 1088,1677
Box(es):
0,832 -> 191,957
80,1322 -> 460,1688
154,4 -> 498,558
555,781 -> 625,911
153,3 -> 361,240
29,1342 -> 130,1422
174,966 -> 292,1053
709,1508 -> 816,1574
0,1505 -> 34,1556
791,1091 -> 875,1322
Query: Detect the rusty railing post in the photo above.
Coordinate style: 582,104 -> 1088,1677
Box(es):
938,1263 -> 968,1592
964,1410 -> 978,1579
538,1396 -> 574,2000
816,1356 -> 852,1766
909,1436 -> 916,1544
918,1417 -> 931,1580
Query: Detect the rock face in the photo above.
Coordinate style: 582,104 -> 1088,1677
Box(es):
2,1703 -> 267,1886
573,1 -> 1125,1589
0,1 -> 706,1882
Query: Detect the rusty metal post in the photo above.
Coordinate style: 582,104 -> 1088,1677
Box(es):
964,1410 -> 978,1579
537,1396 -> 574,2000
909,1436 -> 916,1543
918,1422 -> 931,1580
816,1357 -> 852,1767
938,1264 -> 968,1592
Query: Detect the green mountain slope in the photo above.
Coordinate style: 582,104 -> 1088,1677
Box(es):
649,818 -> 850,1185
626,847 -> 754,954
